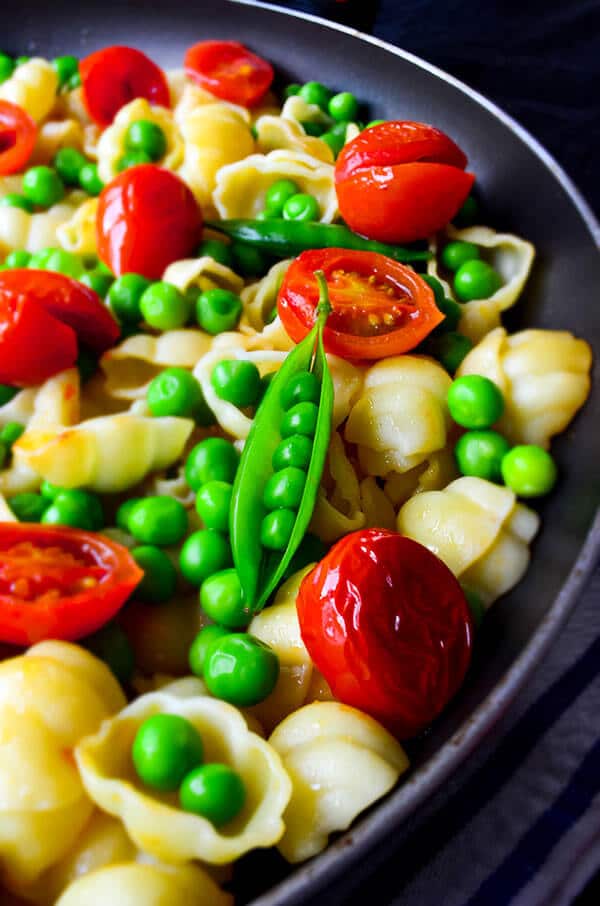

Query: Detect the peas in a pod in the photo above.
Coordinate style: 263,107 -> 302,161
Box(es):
188,625 -> 231,677
211,359 -> 262,408
132,713 -> 204,792
281,370 -> 320,409
108,273 -> 151,324
131,545 -> 177,605
264,179 -> 299,216
140,282 -> 193,331
196,238 -> 234,268
203,632 -> 279,706
180,763 -> 245,825
180,530 -> 232,587
281,401 -> 319,438
282,193 -> 320,223
501,445 -> 558,497
272,434 -> 313,471
196,288 -> 242,335
127,496 -> 188,546
41,489 -> 104,531
454,259 -> 502,302
124,119 -> 167,162
263,467 -> 306,511
22,166 -> 65,208
447,374 -> 505,429
200,568 -> 250,628
195,480 -> 233,532
260,508 -> 296,551
185,438 -> 240,491
441,240 -> 480,272
147,367 -> 211,423
8,493 -> 48,523
455,430 -> 510,482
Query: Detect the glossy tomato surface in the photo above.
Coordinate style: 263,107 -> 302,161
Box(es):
80,45 -> 170,127
277,248 -> 444,359
0,288 -> 77,386
335,121 -> 474,243
0,524 -> 143,646
185,40 -> 274,107
297,529 -> 474,738
97,164 -> 203,279
0,100 -> 37,176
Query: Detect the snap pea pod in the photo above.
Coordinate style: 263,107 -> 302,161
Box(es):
205,218 -> 431,263
230,271 -> 333,614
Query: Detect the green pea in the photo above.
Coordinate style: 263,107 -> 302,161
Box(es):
0,421 -> 24,446
447,375 -> 505,429
196,288 -> 242,335
282,193 -> 320,222
8,492 -> 48,522
433,295 -> 462,334
53,147 -> 87,186
85,622 -> 135,685
43,248 -> 85,278
272,434 -> 313,472
132,545 -> 177,604
180,530 -> 232,587
453,194 -> 479,228
281,370 -> 320,410
29,248 -> 56,269
263,467 -> 306,511
200,568 -> 250,628
127,496 -> 188,546
180,763 -> 245,825
264,179 -> 300,216
454,260 -> 502,302
365,119 -> 385,129
284,83 -> 301,98
281,401 -> 319,438
188,625 -> 231,676
185,438 -> 239,490
132,713 -> 204,792
4,250 -> 31,268
147,367 -> 207,420
432,332 -> 473,374
80,270 -> 114,298
300,120 -> 326,137
0,53 -> 14,84
22,166 -> 65,208
203,633 -> 279,706
78,163 -> 104,196
255,209 -> 271,221
501,445 -> 558,497
0,385 -> 17,406
41,489 -> 104,531
140,282 -> 192,330
108,273 -> 151,324
125,119 -> 167,161
52,55 -> 79,88
320,130 -> 345,157
298,81 -> 332,110
196,239 -> 234,269
76,346 -> 98,383
328,91 -> 359,122
454,430 -> 510,482
67,71 -> 82,90
211,360 -> 261,408
260,508 -> 296,551
40,480 -> 63,500
462,587 -> 485,628
441,240 -> 480,272
195,481 -> 233,532
0,193 -> 34,212
116,150 -> 153,172
231,241 -> 268,277
116,497 -> 139,532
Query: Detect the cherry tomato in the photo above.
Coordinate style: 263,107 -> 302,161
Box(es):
185,40 -> 274,108
80,45 -> 170,127
0,523 -> 142,646
0,289 -> 77,386
0,100 -> 37,176
97,164 -> 202,279
277,248 -> 444,359
297,529 -> 473,738
335,121 -> 475,243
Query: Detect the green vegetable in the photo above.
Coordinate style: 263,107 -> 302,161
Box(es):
52,55 -> 79,88
265,179 -> 299,216
430,331 -> 473,373
147,367 -> 208,421
433,295 -> 462,334
188,625 -> 231,676
0,52 -> 14,83
43,248 -> 85,278
67,71 -> 81,90
8,492 -> 48,522
260,508 -> 296,551
210,359 -> 261,408
132,545 -> 177,604
125,119 -> 167,161
132,714 -> 204,792
117,150 -> 153,171
15,57 -> 30,67
0,194 -> 34,212
501,445 -> 557,497
4,250 -> 31,268
207,218 -> 431,264
196,239 -> 234,268
127,496 -> 188,546
54,147 -> 87,186
140,282 -> 192,330
263,467 -> 306,510
0,421 -> 24,446
447,374 -> 505,429
230,270 -> 333,612
116,497 -> 139,531
80,271 -> 114,297
454,259 -> 502,301
320,130 -> 345,157
365,119 -> 385,129
86,622 -> 135,685
40,480 -> 63,500
29,248 -> 55,269
0,440 -> 7,469
453,194 -> 479,227
180,530 -> 232,587
76,346 -> 98,384
41,489 -> 104,531
454,430 -> 510,482
230,241 -> 269,277
200,569 -> 250,628
203,633 -> 279,706
284,83 -> 301,98
328,91 -> 358,122
78,163 -> 104,196
185,438 -> 239,491
180,763 -> 245,825
300,121 -> 326,137
282,193 -> 320,222
195,481 -> 233,532
108,273 -> 151,324
298,81 -> 332,110
0,385 -> 17,406
22,166 -> 65,208
462,587 -> 485,627
441,240 -> 480,272
282,532 -> 328,581
281,401 -> 319,438
272,434 -> 313,471
196,288 -> 242,335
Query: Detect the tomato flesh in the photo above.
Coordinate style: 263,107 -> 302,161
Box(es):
297,529 -> 474,739
0,100 -> 37,176
0,291 -> 77,386
185,40 -> 274,108
277,248 -> 443,360
80,45 -> 170,127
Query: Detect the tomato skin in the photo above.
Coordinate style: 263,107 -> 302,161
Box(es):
0,100 -> 37,176
80,46 -> 170,127
277,248 -> 444,360
97,164 -> 203,279
0,292 -> 77,386
185,40 -> 274,108
297,529 -> 473,738
335,121 -> 474,243
0,524 -> 143,646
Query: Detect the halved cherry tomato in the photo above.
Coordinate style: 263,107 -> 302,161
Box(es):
297,529 -> 473,739
80,45 -> 170,127
0,100 -> 37,176
97,164 -> 202,279
335,121 -> 475,243
0,524 -> 143,646
185,40 -> 274,108
0,290 -> 77,386
277,248 -> 444,359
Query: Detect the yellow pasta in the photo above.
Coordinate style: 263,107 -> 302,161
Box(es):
241,259 -> 292,330
0,59 -> 58,122
311,432 -> 366,542
255,114 -> 334,163
30,118 -> 85,166
281,95 -> 332,128
0,191 -> 87,256
163,255 -> 244,296
56,198 -> 99,256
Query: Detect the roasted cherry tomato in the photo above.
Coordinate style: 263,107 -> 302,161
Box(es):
185,40 -> 274,108
0,100 -> 37,176
297,529 -> 473,738
0,523 -> 142,646
80,45 -> 170,127
277,248 -> 444,359
335,121 -> 475,243
97,164 -> 202,279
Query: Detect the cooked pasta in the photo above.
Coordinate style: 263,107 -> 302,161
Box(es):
0,59 -> 58,122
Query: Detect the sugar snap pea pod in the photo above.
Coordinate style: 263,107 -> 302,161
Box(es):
230,271 -> 333,613
205,219 -> 431,263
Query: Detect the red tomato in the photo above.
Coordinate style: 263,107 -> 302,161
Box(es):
277,248 -> 444,360
0,290 -> 77,386
0,100 -> 37,176
335,121 -> 475,243
297,529 -> 474,738
97,164 -> 203,279
0,524 -> 142,646
185,40 -> 274,108
80,45 -> 170,127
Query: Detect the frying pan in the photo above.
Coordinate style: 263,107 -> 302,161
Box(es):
3,1 -> 600,903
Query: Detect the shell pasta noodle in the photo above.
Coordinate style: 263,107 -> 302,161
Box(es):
0,31 -> 593,906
